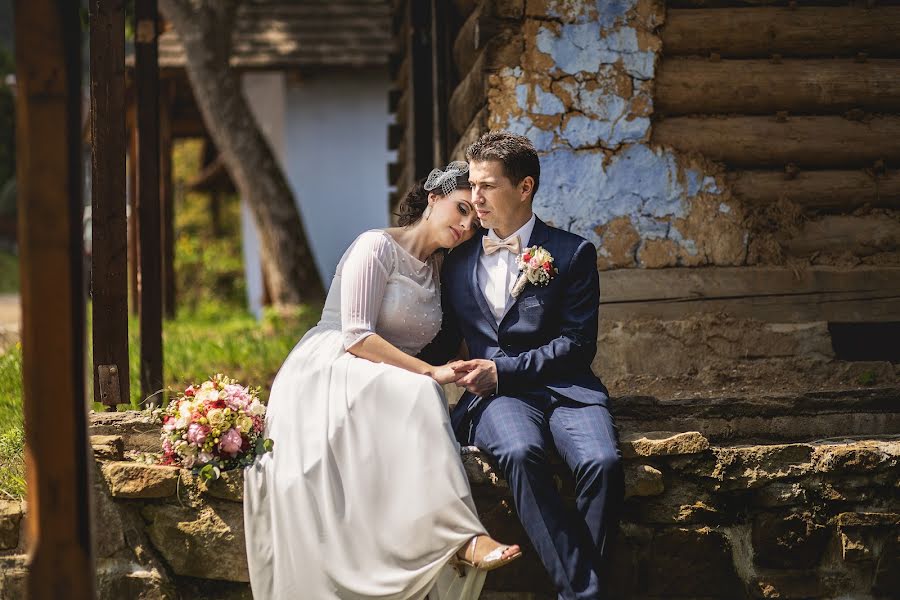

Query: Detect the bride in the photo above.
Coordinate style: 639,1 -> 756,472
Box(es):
244,161 -> 521,600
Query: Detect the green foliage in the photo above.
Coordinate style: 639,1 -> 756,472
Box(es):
0,251 -> 17,292
0,424 -> 24,500
0,341 -> 22,430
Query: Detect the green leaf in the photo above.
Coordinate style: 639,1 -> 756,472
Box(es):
263,438 -> 274,453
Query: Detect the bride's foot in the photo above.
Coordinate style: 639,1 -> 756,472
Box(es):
454,535 -> 522,572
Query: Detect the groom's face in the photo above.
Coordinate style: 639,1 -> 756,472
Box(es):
468,160 -> 533,238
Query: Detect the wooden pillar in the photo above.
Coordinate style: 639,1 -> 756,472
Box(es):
160,79 -> 176,320
410,0 -> 435,179
90,0 -> 130,409
127,120 -> 140,316
134,0 -> 163,406
430,0 -> 451,166
14,1 -> 96,598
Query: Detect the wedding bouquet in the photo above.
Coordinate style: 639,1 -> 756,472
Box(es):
159,374 -> 273,482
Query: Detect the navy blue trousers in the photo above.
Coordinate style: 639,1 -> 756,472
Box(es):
468,394 -> 624,600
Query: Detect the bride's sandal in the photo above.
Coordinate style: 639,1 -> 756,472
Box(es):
453,535 -> 522,574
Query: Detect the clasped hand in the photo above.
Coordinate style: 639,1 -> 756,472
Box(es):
430,359 -> 497,396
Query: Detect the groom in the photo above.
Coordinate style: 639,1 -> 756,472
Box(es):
419,131 -> 624,599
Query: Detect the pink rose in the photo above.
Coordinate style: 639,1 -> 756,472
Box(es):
223,384 -> 251,410
219,428 -> 243,456
186,422 -> 209,446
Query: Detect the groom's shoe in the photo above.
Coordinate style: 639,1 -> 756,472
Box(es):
452,535 -> 522,574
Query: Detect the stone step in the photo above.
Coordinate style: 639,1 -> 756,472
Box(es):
52,421 -> 899,600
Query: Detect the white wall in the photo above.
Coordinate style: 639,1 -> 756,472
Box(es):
240,68 -> 392,317
283,69 -> 392,283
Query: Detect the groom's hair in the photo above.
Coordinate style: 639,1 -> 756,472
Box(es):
466,131 -> 540,201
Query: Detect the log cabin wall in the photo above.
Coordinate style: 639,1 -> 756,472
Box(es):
656,1 -> 900,269
391,0 -> 900,328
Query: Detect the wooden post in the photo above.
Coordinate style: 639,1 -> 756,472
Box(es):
430,0 -> 451,166
91,0 -> 130,409
14,0 -> 96,598
160,78 -> 176,320
410,0 -> 435,179
134,0 -> 163,406
128,122 -> 140,316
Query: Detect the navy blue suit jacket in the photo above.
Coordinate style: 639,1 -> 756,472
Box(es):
419,217 -> 609,437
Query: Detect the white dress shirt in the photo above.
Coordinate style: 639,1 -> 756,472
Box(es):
478,213 -> 537,323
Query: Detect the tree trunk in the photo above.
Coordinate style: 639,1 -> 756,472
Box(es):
159,0 -> 324,305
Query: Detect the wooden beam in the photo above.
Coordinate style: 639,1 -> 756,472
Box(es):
410,0 -> 435,180
431,0 -> 452,165
160,79 -> 176,320
135,0 -> 163,407
453,2 -> 502,78
653,115 -> 900,169
599,266 -> 900,323
779,214 -> 900,259
15,0 -> 95,597
127,126 -> 139,316
450,106 -> 487,160
729,169 -> 900,212
662,7 -> 900,59
656,58 -> 900,116
90,0 -> 130,409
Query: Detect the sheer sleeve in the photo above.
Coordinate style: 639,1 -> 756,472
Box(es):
340,231 -> 396,351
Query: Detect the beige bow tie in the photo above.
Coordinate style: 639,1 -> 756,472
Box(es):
482,235 -> 521,256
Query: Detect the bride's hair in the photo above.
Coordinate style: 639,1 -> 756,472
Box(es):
395,175 -> 471,227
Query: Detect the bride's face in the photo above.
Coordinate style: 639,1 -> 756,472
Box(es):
428,189 -> 477,249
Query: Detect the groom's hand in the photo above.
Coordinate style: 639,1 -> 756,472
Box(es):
451,359 -> 497,396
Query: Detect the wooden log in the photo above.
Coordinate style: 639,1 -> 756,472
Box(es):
599,266 -> 900,322
135,0 -> 163,406
780,214 -> 900,259
450,106 -> 487,160
127,124 -> 139,316
663,7 -> 900,59
730,169 -> 900,212
452,0 -> 478,19
653,115 -> 900,169
90,0 -> 130,408
448,30 -> 520,135
656,58 -> 900,116
15,0 -> 96,597
453,2 -> 503,78
431,0 -> 452,165
410,0 -> 435,180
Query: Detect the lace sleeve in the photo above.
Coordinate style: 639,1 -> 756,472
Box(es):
340,231 -> 396,351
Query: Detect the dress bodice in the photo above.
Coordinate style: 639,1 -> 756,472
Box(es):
317,230 -> 442,356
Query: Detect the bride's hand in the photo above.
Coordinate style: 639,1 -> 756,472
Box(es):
429,364 -> 464,386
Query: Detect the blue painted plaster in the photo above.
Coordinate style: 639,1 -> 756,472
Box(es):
536,22 -> 654,79
516,84 -> 565,115
534,145 -> 720,247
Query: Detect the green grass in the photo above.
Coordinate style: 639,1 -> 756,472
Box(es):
0,251 -> 17,293
0,301 -> 321,499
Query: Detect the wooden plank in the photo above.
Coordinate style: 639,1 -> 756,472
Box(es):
410,0 -> 435,179
127,125 -> 139,315
15,0 -> 96,597
90,0 -> 130,408
653,115 -> 900,169
453,2 -> 501,78
450,106 -> 487,160
431,0 -> 452,165
135,0 -> 163,406
662,7 -> 900,59
779,214 -> 900,259
656,58 -> 900,116
599,266 -> 900,322
160,79 -> 176,320
729,169 -> 900,212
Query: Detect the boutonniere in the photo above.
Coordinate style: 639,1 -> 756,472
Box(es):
512,245 -> 557,298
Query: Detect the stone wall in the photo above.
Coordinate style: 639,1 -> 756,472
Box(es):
2,412 -> 897,599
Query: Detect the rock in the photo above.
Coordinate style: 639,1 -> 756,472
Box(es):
101,462 -> 179,499
205,470 -> 245,503
642,527 -> 743,596
813,439 -> 900,474
143,502 -> 248,582
873,530 -> 900,595
0,555 -> 27,600
621,431 -> 709,458
0,501 -> 22,550
752,511 -> 829,569
91,434 -> 125,460
750,570 -> 848,599
96,558 -> 174,600
711,444 -> 814,490
90,412 -> 161,453
753,482 -> 807,508
835,512 -> 900,563
624,464 -> 664,499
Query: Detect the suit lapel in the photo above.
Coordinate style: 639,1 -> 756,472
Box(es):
468,231 -> 499,334
499,217 -> 551,325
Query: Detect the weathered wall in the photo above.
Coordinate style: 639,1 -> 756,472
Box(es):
484,0 -> 748,270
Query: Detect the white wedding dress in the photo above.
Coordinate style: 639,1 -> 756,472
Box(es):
244,230 -> 488,600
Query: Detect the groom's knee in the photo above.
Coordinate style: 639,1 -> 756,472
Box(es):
575,452 -> 623,497
493,439 -> 547,474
